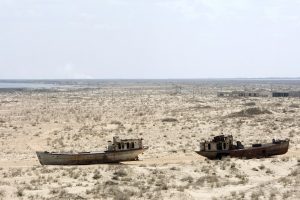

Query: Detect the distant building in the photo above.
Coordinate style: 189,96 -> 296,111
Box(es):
290,91 -> 300,97
218,90 -> 300,98
217,91 -> 266,97
272,91 -> 300,97
272,92 -> 289,97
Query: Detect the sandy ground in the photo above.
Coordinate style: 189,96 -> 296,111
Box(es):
0,81 -> 299,199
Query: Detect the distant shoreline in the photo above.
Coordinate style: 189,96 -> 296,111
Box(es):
0,77 -> 300,82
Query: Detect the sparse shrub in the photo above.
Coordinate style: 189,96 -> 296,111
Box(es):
66,168 -> 80,179
123,189 -> 137,198
93,116 -> 101,121
107,186 -> 130,200
239,191 -> 245,199
230,191 -> 237,197
289,104 -> 299,108
258,164 -> 265,170
229,107 -> 271,118
279,177 -> 292,186
0,181 -> 9,186
113,168 -> 127,177
281,157 -> 289,162
111,120 -> 122,125
161,118 -> 178,122
0,189 -> 5,198
16,188 -> 24,197
196,175 -> 219,187
245,102 -> 256,106
181,176 -> 194,183
49,188 -> 59,195
146,177 -> 154,185
200,165 -> 210,173
121,177 -> 132,182
58,189 -> 68,198
93,170 -> 101,180
251,189 -> 264,200
155,180 -> 168,190
236,174 -> 249,184
230,163 -> 236,169
11,168 -> 22,177
269,191 -> 276,200
289,130 -> 295,137
282,191 -> 291,199
169,166 -> 179,171
86,184 -> 103,195
265,168 -> 273,174
40,167 -> 53,174
289,168 -> 299,176
176,185 -> 186,192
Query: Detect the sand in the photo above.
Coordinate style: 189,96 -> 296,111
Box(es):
0,81 -> 299,199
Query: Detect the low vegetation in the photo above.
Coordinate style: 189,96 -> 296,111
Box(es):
228,107 -> 272,117
161,118 -> 178,122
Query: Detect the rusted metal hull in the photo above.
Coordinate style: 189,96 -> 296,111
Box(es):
195,140 -> 289,159
36,148 -> 146,165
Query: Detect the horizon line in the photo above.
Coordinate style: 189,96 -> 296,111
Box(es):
0,77 -> 300,81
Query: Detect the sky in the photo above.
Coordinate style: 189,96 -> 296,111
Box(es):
0,0 -> 300,79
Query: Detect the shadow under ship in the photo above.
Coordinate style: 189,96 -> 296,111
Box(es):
195,135 -> 289,159
36,137 -> 148,165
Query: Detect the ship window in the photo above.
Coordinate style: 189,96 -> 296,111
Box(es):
208,143 -> 211,150
118,143 -> 121,150
131,142 -> 134,149
127,143 -> 129,149
223,143 -> 226,149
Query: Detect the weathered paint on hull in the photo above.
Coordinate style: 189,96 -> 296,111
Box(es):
195,141 -> 289,159
36,149 -> 146,165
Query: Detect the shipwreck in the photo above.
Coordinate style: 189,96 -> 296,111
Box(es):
195,135 -> 289,159
36,137 -> 148,165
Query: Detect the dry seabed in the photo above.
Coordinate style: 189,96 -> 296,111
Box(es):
0,82 -> 299,199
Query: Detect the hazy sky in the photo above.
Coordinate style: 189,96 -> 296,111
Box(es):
0,0 -> 299,79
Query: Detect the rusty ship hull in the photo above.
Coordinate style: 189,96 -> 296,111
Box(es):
195,140 -> 289,159
36,149 -> 146,165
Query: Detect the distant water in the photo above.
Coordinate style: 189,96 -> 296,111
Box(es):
0,78 -> 300,89
0,82 -> 55,89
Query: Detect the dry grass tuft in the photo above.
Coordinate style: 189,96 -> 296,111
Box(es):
228,107 -> 272,117
250,189 -> 264,200
16,187 -> 24,197
244,102 -> 256,106
93,169 -> 101,180
289,104 -> 299,108
0,190 -> 5,198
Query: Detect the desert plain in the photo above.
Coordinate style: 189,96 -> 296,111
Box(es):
0,80 -> 299,200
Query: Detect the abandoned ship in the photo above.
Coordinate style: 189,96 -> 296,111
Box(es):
36,137 -> 148,165
195,135 -> 289,159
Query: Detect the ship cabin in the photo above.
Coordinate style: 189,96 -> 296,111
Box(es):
107,136 -> 143,152
200,135 -> 234,152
